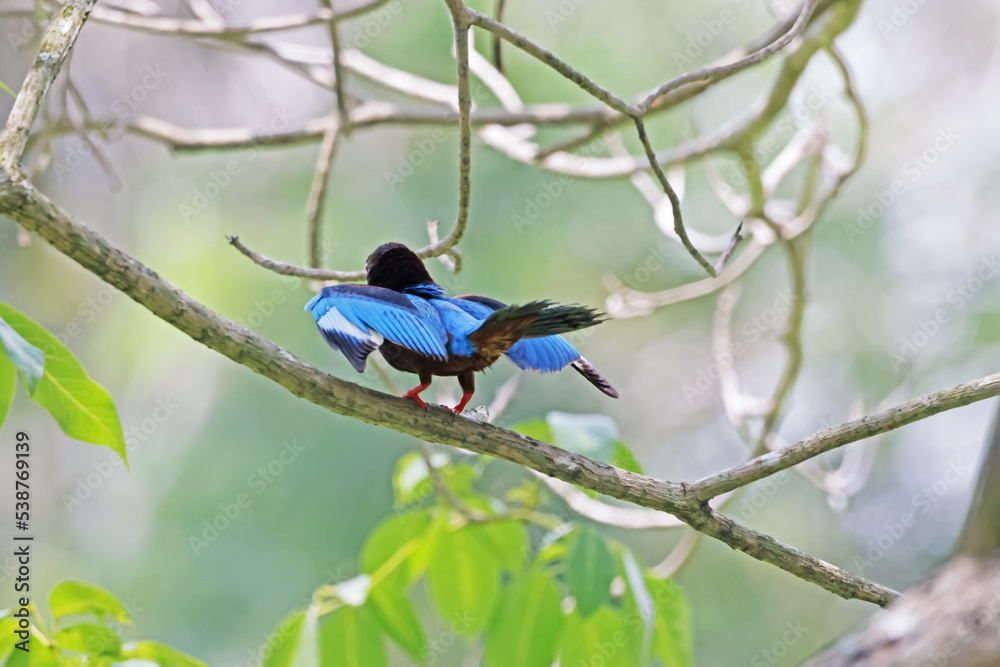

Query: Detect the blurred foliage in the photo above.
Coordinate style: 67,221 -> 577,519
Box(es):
250,412 -> 693,667
0,581 -> 205,667
0,302 -> 126,462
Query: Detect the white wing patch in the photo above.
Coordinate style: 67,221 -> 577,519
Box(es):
318,306 -> 384,346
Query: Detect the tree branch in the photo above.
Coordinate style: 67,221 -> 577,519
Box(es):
633,116 -> 718,277
465,9 -> 636,116
424,0 -> 473,258
634,0 -> 822,113
691,374 -> 1000,501
0,0 -> 96,171
88,0 -> 394,39
228,235 -> 364,281
305,123 -> 341,270
318,0 -> 351,134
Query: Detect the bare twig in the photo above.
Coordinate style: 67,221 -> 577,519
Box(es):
633,116 -> 717,277
714,221 -> 745,273
537,476 -> 685,530
229,235 -> 364,281
62,73 -> 121,191
692,373 -> 1000,501
751,234 -> 808,452
421,0 -> 473,259
89,0 -> 395,38
306,123 -> 341,269
492,0 -> 506,73
652,531 -> 702,578
319,0 -> 351,134
466,8 -> 636,116
635,0 -> 822,113
0,0 -> 96,170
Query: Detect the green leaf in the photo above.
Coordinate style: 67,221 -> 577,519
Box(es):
368,584 -> 426,660
511,418 -> 552,442
566,529 -> 615,617
0,352 -> 16,430
393,451 -> 441,507
57,622 -> 122,656
533,522 -> 576,568
407,511 -> 448,584
0,611 -> 19,662
441,463 -> 476,498
645,576 -> 693,667
0,314 -> 44,395
558,607 -> 631,667
426,528 -> 501,636
0,303 -> 127,464
0,78 -> 15,97
471,519 -> 528,573
462,498 -> 528,572
621,551 -> 654,667
611,441 -> 644,475
259,606 -> 319,667
294,606 -> 321,667
319,606 -> 387,667
534,540 -> 569,567
393,453 -> 478,509
261,611 -> 307,667
131,641 -> 209,667
484,572 -> 563,667
505,478 -> 542,507
50,580 -> 131,623
6,631 -> 58,667
547,412 -> 618,462
361,511 -> 431,590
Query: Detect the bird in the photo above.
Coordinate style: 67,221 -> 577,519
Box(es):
305,242 -> 618,414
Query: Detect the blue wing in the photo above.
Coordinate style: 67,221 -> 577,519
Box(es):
506,335 -> 581,373
305,285 -> 448,372
429,297 -> 497,357
454,295 -> 581,372
449,296 -> 498,319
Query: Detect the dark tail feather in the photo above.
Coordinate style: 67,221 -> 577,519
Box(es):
523,304 -> 607,337
476,300 -> 550,331
469,301 -> 551,354
572,357 -> 619,398
476,301 -> 606,337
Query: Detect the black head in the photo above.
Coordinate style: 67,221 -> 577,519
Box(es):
366,242 -> 434,291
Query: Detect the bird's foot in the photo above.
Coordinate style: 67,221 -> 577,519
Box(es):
402,382 -> 431,410
448,392 -> 474,415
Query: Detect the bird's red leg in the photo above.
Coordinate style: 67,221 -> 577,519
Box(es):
450,392 -> 474,415
402,371 -> 432,410
450,371 -> 476,415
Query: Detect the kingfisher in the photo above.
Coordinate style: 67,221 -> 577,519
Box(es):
305,243 -> 618,414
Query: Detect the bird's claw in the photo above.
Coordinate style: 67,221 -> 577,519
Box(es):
406,396 -> 427,410
448,393 -> 474,416
402,382 -> 431,410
